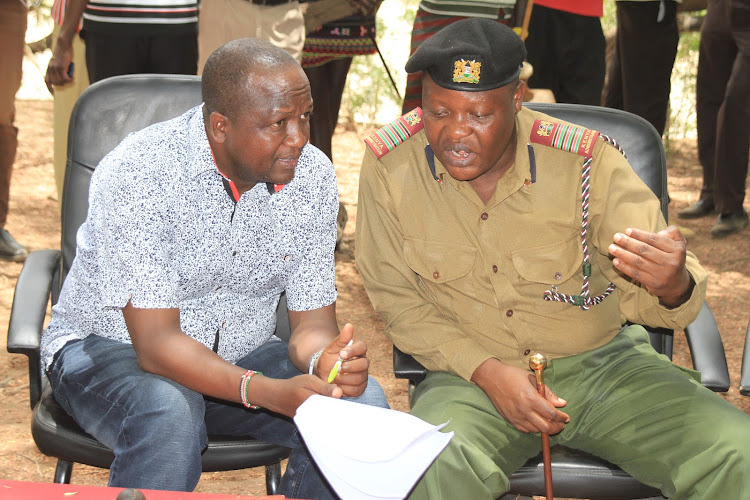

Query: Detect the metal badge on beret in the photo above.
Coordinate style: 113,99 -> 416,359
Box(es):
405,17 -> 526,92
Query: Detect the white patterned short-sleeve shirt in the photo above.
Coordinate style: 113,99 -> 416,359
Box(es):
41,106 -> 338,371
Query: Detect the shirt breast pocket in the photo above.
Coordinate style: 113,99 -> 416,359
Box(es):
403,238 -> 483,324
511,232 -> 584,314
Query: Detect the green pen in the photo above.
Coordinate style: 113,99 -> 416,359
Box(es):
328,339 -> 353,383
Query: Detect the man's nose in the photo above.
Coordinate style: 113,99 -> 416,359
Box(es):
447,115 -> 471,140
286,120 -> 309,148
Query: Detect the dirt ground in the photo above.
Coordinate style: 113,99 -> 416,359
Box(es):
1,99 -> 749,498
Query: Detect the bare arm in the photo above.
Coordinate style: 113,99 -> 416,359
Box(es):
45,0 -> 88,93
122,302 -> 341,417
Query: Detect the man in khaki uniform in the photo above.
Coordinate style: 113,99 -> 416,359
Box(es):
356,18 -> 750,499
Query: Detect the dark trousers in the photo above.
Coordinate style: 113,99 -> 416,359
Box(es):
604,0 -> 679,137
82,31 -> 198,83
524,5 -> 606,105
696,0 -> 750,214
304,57 -> 353,160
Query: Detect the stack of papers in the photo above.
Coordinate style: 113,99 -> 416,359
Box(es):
294,395 -> 454,500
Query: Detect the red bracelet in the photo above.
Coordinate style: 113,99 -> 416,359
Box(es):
240,370 -> 263,409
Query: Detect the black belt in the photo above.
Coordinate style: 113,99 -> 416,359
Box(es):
250,0 -> 294,6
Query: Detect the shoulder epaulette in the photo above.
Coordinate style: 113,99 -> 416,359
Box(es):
529,119 -> 600,159
364,107 -> 424,159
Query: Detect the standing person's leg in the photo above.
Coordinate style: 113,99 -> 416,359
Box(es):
52,25 -> 89,204
48,335 -> 208,491
83,32 -> 151,83
147,32 -> 199,76
552,326 -> 750,499
406,372 -> 542,500
198,0 -> 258,73
557,12 -> 606,106
0,0 -> 28,262
525,5 -> 562,99
604,2 -> 626,112
688,0 -> 734,217
606,0 -> 679,136
711,0 -> 750,229
204,337 -> 389,500
255,2 -> 305,63
305,58 -> 353,159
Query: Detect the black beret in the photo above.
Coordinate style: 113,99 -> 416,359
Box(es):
405,18 -> 526,92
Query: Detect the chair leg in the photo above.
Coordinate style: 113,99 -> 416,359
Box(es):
265,461 -> 282,495
53,460 -> 74,484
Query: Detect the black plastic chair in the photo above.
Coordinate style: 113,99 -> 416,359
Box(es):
6,74 -> 291,493
393,103 -> 731,500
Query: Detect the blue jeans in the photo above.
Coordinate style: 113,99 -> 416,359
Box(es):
48,335 -> 389,498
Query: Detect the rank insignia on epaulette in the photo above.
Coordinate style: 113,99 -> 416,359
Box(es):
529,119 -> 600,158
364,107 -> 424,159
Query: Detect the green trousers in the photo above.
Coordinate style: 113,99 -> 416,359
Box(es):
408,326 -> 750,499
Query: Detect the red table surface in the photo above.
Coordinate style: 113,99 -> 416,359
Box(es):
0,479 -> 300,500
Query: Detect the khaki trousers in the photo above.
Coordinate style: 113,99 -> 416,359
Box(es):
52,24 -> 89,204
408,326 -> 750,499
197,0 -> 304,73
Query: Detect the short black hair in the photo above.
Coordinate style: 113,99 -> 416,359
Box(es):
202,38 -> 298,121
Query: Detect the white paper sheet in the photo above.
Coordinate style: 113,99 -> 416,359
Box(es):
294,395 -> 454,500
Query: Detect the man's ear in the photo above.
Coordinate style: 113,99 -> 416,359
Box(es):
513,80 -> 526,113
208,111 -> 229,144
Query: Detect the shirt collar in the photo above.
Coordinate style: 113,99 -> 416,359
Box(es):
428,112 -> 531,207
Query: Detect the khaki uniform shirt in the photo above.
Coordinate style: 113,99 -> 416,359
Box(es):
356,107 -> 707,381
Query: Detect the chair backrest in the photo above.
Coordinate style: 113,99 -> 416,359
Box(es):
60,74 -> 204,287
59,73 -> 293,340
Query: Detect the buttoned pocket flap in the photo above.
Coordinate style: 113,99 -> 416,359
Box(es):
511,233 -> 583,285
403,238 -> 476,283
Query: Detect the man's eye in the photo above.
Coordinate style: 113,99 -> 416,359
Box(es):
301,111 -> 312,120
273,119 -> 286,127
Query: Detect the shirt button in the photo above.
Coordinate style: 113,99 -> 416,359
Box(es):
480,212 -> 489,220
554,272 -> 562,280
433,271 -> 440,279
492,265 -> 498,273
506,309 -> 513,317
232,251 -> 237,257
523,349 -> 531,356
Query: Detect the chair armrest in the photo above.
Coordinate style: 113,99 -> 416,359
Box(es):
740,319 -> 750,396
7,249 -> 62,409
393,346 -> 428,387
683,301 -> 730,392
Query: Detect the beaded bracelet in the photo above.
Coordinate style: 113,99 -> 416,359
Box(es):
240,370 -> 263,409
